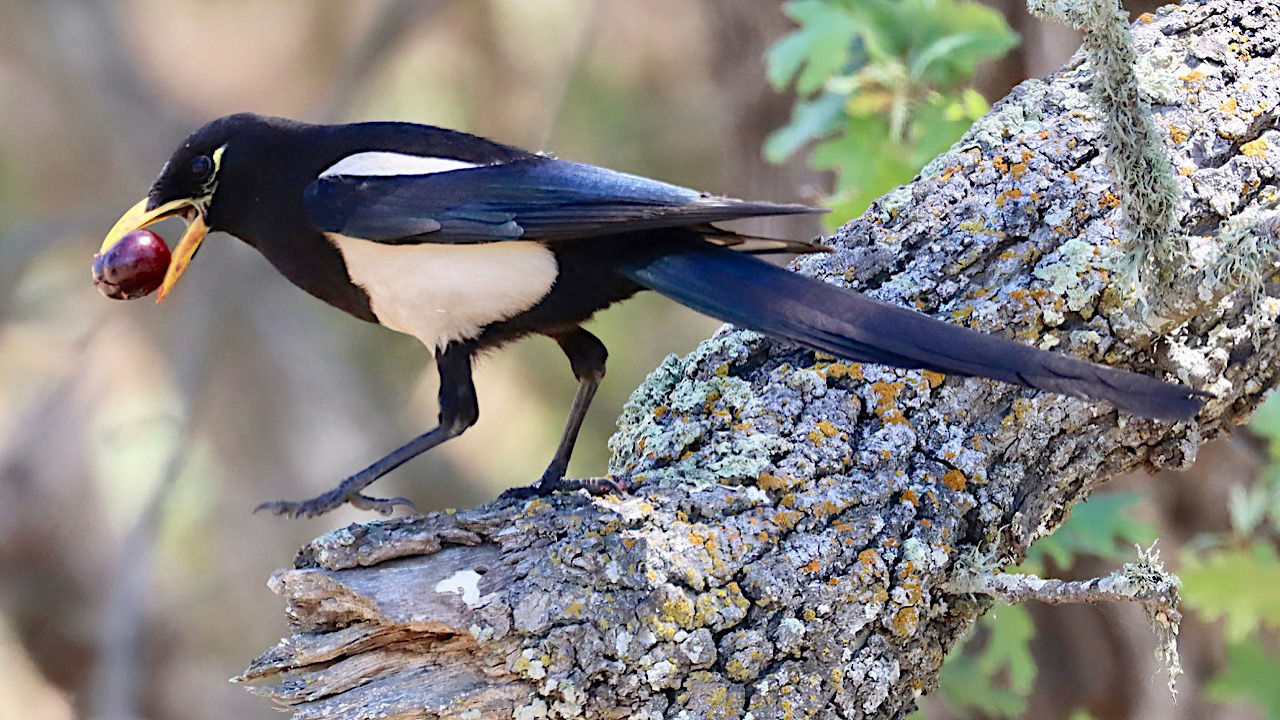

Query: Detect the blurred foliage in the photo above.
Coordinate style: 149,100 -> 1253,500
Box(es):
764,0 -> 1019,224
1181,541 -> 1280,642
1179,396 -> 1280,718
1208,638 -> 1280,720
936,604 -> 1036,717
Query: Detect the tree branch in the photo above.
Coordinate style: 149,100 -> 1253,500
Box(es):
239,1 -> 1280,717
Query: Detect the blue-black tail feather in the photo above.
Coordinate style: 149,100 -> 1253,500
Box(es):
618,242 -> 1206,421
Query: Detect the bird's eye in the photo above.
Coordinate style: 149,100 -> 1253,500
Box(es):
190,155 -> 213,180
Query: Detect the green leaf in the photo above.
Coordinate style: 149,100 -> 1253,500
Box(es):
763,92 -> 847,163
1181,541 -> 1280,642
841,0 -> 1018,86
959,87 -> 990,119
1227,483 -> 1270,535
1207,638 -> 1280,720
937,605 -> 1036,717
810,114 -> 916,225
1022,493 -> 1155,572
766,1 -> 860,96
909,31 -> 999,83
978,606 -> 1036,694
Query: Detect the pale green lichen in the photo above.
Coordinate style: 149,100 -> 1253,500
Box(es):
513,698 -> 548,720
1029,0 -> 1182,285
1133,42 -> 1184,105
1209,205 -> 1280,302
1032,235 -> 1109,311
1122,543 -> 1183,701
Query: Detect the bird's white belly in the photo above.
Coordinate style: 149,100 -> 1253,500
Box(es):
326,233 -> 558,350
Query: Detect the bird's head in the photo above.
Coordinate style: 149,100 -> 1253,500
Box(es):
97,113 -> 280,301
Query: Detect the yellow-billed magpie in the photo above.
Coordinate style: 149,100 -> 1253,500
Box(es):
96,113 -> 1207,517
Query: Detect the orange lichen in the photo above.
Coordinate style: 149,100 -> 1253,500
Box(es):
900,580 -> 923,605
653,405 -> 668,418
772,510 -> 804,530
892,607 -> 920,637
941,469 -> 967,491
802,559 -> 822,574
817,421 -> 839,438
901,489 -> 919,506
1221,97 -> 1238,113
870,381 -> 910,426
757,472 -> 789,491
921,370 -> 945,388
995,188 -> 1023,208
1169,125 -> 1189,144
1002,397 -> 1033,426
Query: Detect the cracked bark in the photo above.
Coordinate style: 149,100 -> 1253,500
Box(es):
238,2 -> 1280,718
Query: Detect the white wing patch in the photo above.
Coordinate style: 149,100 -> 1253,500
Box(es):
320,151 -> 480,178
326,233 -> 558,350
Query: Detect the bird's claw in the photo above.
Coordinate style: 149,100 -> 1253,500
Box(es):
568,476 -> 631,495
499,475 -> 632,501
253,488 -> 416,518
349,493 -> 417,515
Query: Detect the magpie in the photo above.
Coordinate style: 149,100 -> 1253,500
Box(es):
96,113 -> 1206,517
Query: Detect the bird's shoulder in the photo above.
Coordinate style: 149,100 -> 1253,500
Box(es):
328,121 -> 537,166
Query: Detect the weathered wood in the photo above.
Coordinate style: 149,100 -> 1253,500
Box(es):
239,2 -> 1280,717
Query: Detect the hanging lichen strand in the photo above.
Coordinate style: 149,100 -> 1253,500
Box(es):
1028,0 -> 1181,287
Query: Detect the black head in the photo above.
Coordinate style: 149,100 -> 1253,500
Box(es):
147,113 -> 273,218
98,113 -> 309,301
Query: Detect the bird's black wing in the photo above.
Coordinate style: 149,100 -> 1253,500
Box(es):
303,156 -> 820,244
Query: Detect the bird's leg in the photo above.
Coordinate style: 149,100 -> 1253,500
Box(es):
256,342 -> 478,518
502,329 -> 626,500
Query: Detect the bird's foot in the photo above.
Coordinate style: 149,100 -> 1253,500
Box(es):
499,475 -> 632,501
254,483 -> 416,518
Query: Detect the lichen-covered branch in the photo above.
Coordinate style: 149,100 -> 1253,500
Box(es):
945,543 -> 1183,698
239,2 -> 1280,718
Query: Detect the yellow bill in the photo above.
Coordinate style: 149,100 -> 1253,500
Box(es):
156,214 -> 208,302
100,197 -> 208,303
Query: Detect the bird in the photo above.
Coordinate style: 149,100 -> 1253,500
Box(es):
95,113 -> 1207,518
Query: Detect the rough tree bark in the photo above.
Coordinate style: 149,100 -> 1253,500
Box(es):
238,2 -> 1280,718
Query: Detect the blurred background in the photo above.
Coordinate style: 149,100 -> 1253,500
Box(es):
1,1 -> 1276,719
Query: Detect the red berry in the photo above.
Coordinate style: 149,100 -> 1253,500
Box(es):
92,229 -> 171,300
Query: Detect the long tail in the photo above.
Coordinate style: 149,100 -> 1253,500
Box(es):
618,241 -> 1207,421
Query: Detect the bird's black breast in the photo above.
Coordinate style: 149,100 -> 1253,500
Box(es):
209,176 -> 378,323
